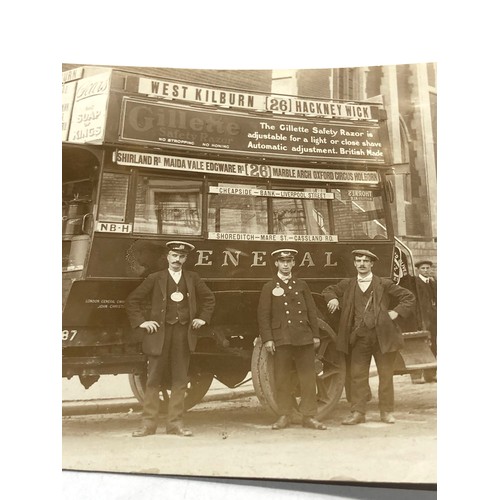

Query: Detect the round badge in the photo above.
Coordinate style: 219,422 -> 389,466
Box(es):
272,286 -> 284,297
170,291 -> 184,302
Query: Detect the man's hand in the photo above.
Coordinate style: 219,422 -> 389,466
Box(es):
388,310 -> 399,320
140,321 -> 160,334
191,318 -> 206,329
327,298 -> 340,314
313,337 -> 321,350
264,340 -> 275,355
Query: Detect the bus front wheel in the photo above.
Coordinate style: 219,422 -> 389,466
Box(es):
251,319 -> 346,422
128,371 -> 214,411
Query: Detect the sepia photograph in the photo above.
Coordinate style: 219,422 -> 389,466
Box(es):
61,61 -> 438,489
5,2 -> 498,499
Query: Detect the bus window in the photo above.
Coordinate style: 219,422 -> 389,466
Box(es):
208,182 -> 268,233
333,189 -> 388,240
272,187 -> 331,235
98,172 -> 129,222
134,176 -> 202,235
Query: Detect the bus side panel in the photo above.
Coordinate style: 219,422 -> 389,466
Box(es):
86,235 -> 396,281
62,279 -> 143,349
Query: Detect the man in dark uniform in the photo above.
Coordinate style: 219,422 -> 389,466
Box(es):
411,260 -> 437,383
258,249 -> 326,431
322,249 -> 415,425
126,241 -> 215,437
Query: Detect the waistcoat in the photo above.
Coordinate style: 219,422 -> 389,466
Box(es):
165,273 -> 189,325
353,282 -> 374,331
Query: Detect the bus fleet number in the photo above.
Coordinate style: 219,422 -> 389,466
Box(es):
62,330 -> 78,341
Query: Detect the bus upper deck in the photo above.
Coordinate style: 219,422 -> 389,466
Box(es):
63,66 -> 396,289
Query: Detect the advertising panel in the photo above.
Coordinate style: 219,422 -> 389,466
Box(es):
67,70 -> 112,144
119,99 -> 386,164
62,81 -> 77,141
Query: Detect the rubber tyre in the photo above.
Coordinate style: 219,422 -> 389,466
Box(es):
128,371 -> 214,411
423,368 -> 437,383
251,319 -> 346,422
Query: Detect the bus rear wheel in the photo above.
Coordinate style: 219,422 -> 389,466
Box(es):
251,319 -> 345,423
128,371 -> 214,411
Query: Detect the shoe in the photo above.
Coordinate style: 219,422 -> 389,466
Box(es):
166,426 -> 193,437
271,415 -> 291,430
302,417 -> 327,430
341,411 -> 366,425
380,411 -> 396,424
132,426 -> 156,437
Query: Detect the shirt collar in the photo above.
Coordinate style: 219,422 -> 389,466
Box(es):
419,274 -> 429,283
277,272 -> 292,282
357,272 -> 373,282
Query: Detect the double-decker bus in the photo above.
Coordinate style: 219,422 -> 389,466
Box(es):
62,66 -> 435,419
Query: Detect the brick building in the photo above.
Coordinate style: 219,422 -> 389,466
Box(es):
273,64 -> 437,270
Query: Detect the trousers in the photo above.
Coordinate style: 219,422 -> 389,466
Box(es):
142,322 -> 190,429
274,344 -> 317,417
349,329 -> 397,414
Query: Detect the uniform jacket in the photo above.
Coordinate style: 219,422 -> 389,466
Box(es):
126,269 -> 215,355
322,275 -> 415,354
414,276 -> 437,332
258,276 -> 319,347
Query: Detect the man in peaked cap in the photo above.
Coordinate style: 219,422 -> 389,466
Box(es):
351,249 -> 379,261
126,241 -> 215,437
411,259 -> 437,383
322,249 -> 415,425
257,248 -> 326,431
